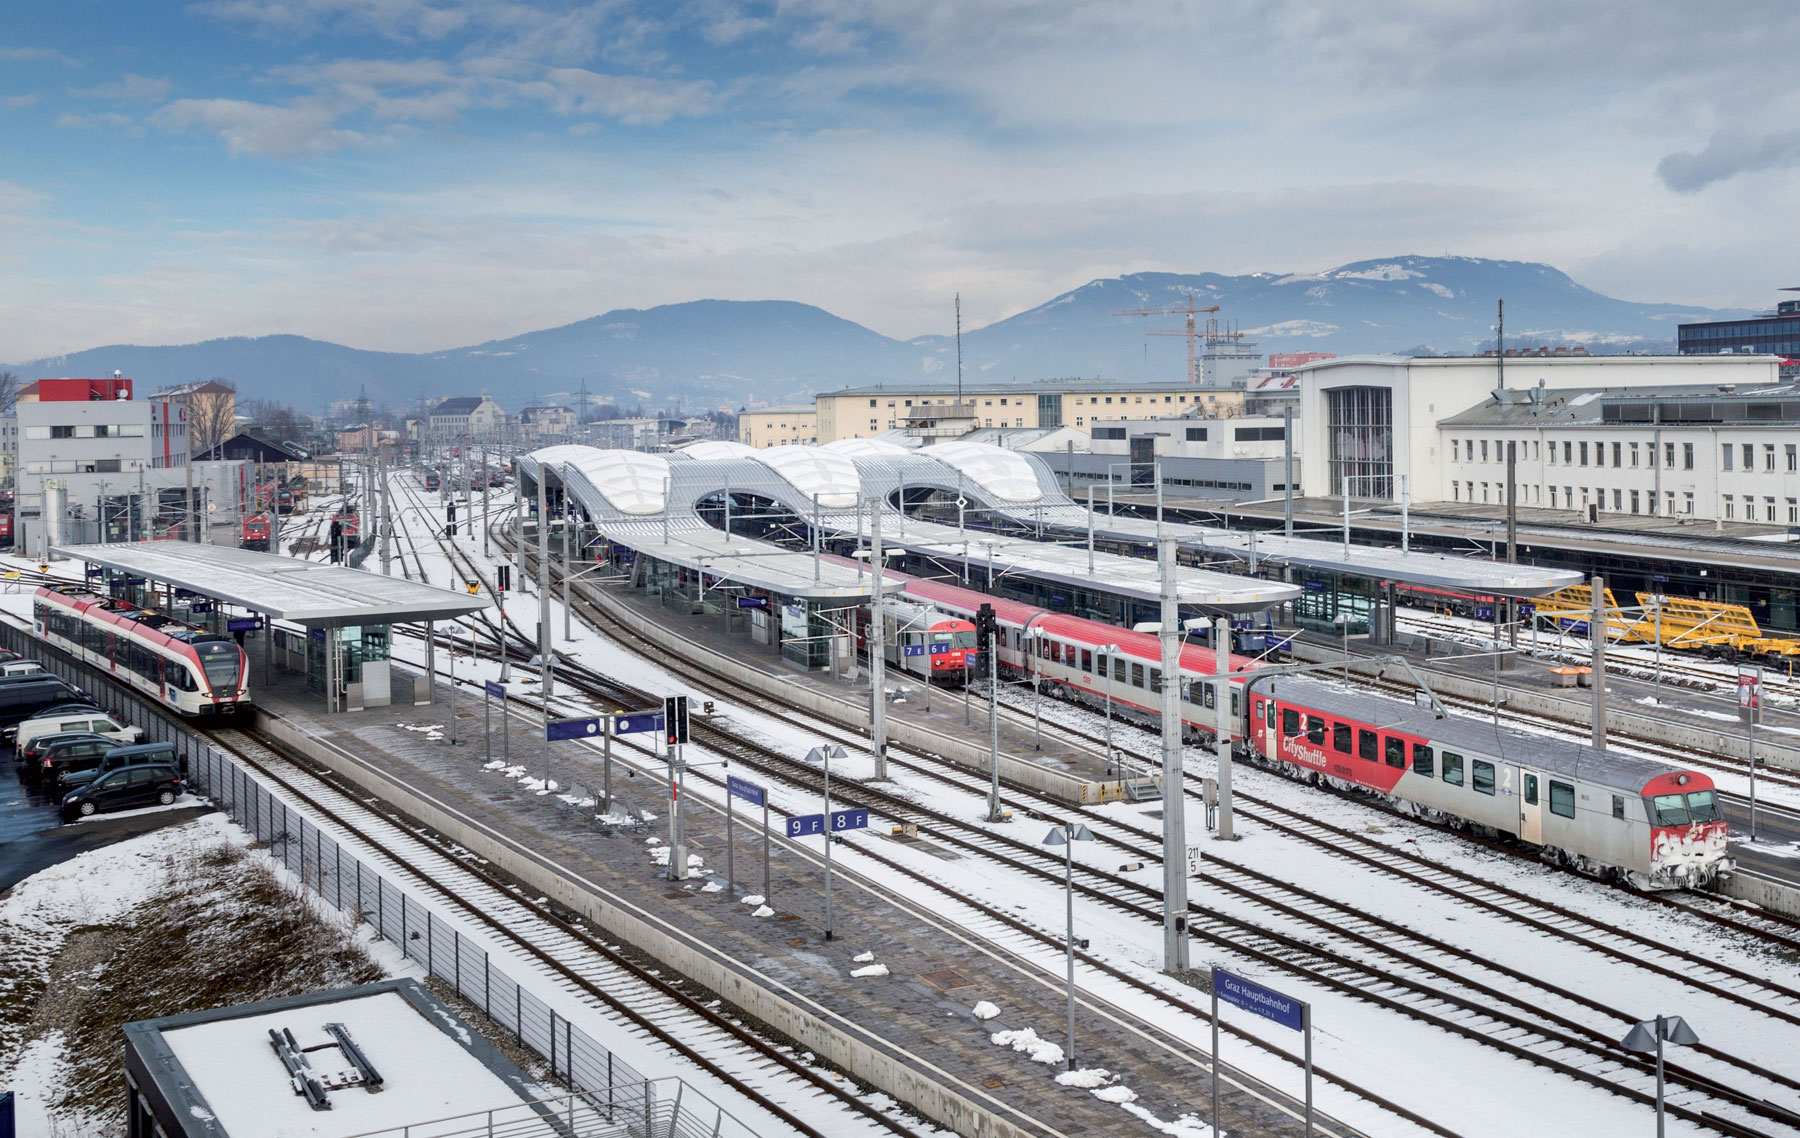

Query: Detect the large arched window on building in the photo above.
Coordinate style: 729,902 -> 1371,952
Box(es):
1327,386 -> 1393,499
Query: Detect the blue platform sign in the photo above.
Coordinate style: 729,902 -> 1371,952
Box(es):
728,775 -> 765,807
830,808 -> 870,833
227,618 -> 261,632
612,712 -> 662,736
546,715 -> 603,741
786,813 -> 825,838
930,642 -> 949,655
484,680 -> 506,699
903,645 -> 925,657
190,602 -> 214,613
1214,968 -> 1305,1031
736,596 -> 768,609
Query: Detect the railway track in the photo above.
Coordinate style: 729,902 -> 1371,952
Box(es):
188,724 -> 925,1138
454,511 -> 1799,1137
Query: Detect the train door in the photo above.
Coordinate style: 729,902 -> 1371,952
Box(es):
1261,696 -> 1277,758
1519,768 -> 1543,844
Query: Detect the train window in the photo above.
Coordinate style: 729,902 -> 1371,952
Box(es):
1131,663 -> 1145,688
1385,737 -> 1405,768
1264,699 -> 1275,727
1114,657 -> 1127,683
1472,760 -> 1496,796
1306,716 -> 1325,744
1081,650 -> 1092,673
1647,794 -> 1690,826
1283,709 -> 1300,736
1150,668 -> 1162,694
1612,795 -> 1625,819
1442,752 -> 1464,786
1411,744 -> 1434,777
1549,781 -> 1575,818
1231,691 -> 1239,717
1202,683 -> 1215,709
1685,790 -> 1721,822
1332,723 -> 1351,753
1523,775 -> 1538,806
1357,730 -> 1377,761
1051,642 -> 1063,663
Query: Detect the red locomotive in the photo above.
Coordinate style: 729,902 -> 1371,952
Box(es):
241,513 -> 270,552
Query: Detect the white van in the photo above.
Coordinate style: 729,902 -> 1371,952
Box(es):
14,710 -> 142,754
0,660 -> 44,676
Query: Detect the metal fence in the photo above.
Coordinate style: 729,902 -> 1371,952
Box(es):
0,614 -> 764,1138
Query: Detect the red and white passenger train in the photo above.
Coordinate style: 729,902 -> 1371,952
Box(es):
859,598 -> 978,685
900,576 -> 1730,889
34,587 -> 251,717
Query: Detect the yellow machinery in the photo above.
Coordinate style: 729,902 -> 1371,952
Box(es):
1633,593 -> 1800,659
1529,584 -> 1652,643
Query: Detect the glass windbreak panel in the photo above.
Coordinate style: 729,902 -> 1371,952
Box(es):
1326,386 -> 1394,500
1649,794 -> 1691,826
1685,790 -> 1720,822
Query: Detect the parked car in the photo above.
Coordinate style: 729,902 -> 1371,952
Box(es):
61,764 -> 184,820
16,729 -> 111,774
0,679 -> 89,734
27,734 -> 119,785
57,742 -> 184,792
0,659 -> 44,677
15,709 -> 140,756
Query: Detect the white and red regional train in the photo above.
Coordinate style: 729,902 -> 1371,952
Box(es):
901,576 -> 1730,890
34,587 -> 251,717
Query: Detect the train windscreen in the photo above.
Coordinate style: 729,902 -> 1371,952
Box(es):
1647,793 -> 1691,826
1684,789 -> 1721,823
195,641 -> 240,692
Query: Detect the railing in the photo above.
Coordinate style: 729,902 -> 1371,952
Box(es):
0,617 -> 765,1138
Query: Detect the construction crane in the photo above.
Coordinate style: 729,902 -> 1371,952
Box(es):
1112,293 -> 1237,384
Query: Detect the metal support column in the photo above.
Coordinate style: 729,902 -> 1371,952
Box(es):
1158,538 -> 1190,973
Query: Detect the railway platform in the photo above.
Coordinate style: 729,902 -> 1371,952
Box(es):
231,628 -> 1373,1138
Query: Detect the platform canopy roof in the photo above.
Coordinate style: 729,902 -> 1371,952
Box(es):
52,542 -> 493,627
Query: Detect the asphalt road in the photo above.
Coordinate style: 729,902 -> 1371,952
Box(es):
0,760 -> 214,892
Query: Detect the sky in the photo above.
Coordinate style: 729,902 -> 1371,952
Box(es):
0,0 -> 1794,362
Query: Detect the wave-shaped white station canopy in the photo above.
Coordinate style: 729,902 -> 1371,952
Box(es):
680,440 -> 759,462
531,445 -> 670,516
926,441 -> 1044,503
752,445 -> 861,510
824,438 -> 911,458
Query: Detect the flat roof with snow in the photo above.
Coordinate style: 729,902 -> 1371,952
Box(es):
52,542 -> 492,626
123,980 -> 539,1138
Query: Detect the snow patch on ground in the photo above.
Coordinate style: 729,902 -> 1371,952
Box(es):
1056,1067 -> 1111,1088
751,905 -> 774,917
852,950 -> 875,963
971,1001 -> 1000,1021
990,1027 -> 1064,1065
740,894 -> 765,906
700,881 -> 724,893
1092,1084 -> 1139,1104
850,963 -> 890,978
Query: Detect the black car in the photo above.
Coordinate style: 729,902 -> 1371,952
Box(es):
61,764 -> 184,820
16,729 -> 111,774
0,680 -> 90,733
28,735 -> 116,786
57,742 -> 184,792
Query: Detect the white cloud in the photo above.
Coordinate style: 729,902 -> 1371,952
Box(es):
70,73 -> 173,101
0,46 -> 77,65
538,68 -> 715,123
152,97 -> 367,156
0,94 -> 37,110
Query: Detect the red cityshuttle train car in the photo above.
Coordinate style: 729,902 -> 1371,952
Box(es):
898,575 -> 1730,889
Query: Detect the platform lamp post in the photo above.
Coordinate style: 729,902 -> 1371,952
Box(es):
807,743 -> 850,939
1620,1015 -> 1700,1138
1042,822 -> 1094,1070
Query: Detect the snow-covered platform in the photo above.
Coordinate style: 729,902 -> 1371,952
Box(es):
246,635 -> 1359,1138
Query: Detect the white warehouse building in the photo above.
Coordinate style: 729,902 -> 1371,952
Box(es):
1295,354 -> 1789,523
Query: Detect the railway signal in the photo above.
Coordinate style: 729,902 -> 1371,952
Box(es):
663,694 -> 689,746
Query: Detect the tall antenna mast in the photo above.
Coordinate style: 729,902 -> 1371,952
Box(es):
1496,298 -> 1505,391
955,293 -> 963,401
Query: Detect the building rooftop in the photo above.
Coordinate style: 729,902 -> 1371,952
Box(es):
1297,352 -> 1785,373
819,378 -> 1245,397
431,396 -> 484,415
124,980 -> 537,1138
1438,382 -> 1800,428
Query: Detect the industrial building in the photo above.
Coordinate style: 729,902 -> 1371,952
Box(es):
814,379 -> 1248,444
1679,291 -> 1800,366
738,404 -> 819,447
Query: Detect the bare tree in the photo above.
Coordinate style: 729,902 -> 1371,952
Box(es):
187,378 -> 237,457
0,371 -> 18,417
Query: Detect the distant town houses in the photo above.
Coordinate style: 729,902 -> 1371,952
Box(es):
518,404 -> 578,438
426,394 -> 506,439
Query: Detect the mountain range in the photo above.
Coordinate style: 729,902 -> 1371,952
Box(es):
6,256 -> 1750,414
